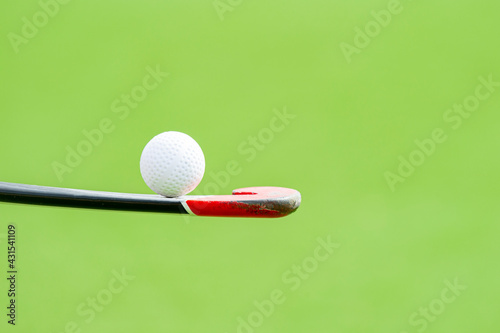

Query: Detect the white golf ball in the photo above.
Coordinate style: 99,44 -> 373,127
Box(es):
140,131 -> 205,197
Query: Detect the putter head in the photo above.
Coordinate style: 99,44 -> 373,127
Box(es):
184,187 -> 301,218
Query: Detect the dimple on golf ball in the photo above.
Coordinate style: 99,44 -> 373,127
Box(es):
140,131 -> 205,197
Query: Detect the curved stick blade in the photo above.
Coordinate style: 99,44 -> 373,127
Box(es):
184,187 -> 301,218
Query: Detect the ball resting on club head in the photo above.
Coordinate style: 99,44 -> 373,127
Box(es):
140,131 -> 205,197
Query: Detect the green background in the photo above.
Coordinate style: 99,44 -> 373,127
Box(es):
1,0 -> 500,332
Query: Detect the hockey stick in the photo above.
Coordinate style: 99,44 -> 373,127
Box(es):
0,182 -> 301,218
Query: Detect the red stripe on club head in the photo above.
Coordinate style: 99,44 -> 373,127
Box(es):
185,187 -> 301,218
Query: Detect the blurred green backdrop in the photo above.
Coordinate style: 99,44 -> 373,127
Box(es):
1,0 -> 500,332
